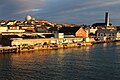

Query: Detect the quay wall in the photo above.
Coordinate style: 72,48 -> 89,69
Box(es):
0,38 -> 94,53
11,38 -> 84,46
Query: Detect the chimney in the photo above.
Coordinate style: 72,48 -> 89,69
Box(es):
105,12 -> 109,27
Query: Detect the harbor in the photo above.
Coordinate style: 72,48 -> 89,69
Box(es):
0,32 -> 119,54
0,12 -> 120,53
0,36 -> 119,54
0,38 -> 93,53
1,0 -> 120,79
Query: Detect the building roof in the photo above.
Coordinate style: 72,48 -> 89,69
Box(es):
116,26 -> 120,31
59,27 -> 81,34
92,23 -> 112,27
48,27 -> 58,31
97,29 -> 117,33
62,24 -> 80,27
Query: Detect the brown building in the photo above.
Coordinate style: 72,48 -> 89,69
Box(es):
59,27 -> 87,38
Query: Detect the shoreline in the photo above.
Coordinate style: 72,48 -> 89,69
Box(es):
0,40 -> 120,54
0,42 -> 92,53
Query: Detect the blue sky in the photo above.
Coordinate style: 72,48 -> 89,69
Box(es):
0,0 -> 120,25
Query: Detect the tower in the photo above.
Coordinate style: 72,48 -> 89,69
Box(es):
105,12 -> 110,27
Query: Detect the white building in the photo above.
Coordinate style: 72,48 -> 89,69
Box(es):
89,27 -> 98,34
116,31 -> 120,40
96,29 -> 117,41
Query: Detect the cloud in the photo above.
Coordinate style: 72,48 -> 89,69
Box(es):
59,0 -> 120,14
0,0 -> 46,15
1,0 -> 120,25
14,9 -> 41,14
16,0 -> 46,6
14,0 -> 46,14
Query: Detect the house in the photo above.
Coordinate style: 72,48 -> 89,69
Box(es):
116,26 -> 120,31
92,23 -> 112,29
8,25 -> 19,30
96,29 -> 117,41
92,23 -> 116,30
59,27 -> 87,38
19,25 -> 35,32
0,25 -> 25,33
6,20 -> 17,26
0,26 -> 8,32
89,27 -> 98,34
48,27 -> 58,33
116,31 -> 120,40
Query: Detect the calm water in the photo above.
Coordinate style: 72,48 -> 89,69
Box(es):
0,42 -> 120,80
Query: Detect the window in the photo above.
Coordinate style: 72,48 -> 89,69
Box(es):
112,33 -> 115,36
109,34 -> 111,36
98,33 -> 100,36
101,34 -> 103,36
104,33 -> 106,36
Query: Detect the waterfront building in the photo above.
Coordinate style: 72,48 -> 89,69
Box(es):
0,26 -> 8,32
48,27 -> 58,33
59,27 -> 87,38
96,29 -> 117,41
92,12 -> 111,28
0,25 -> 25,33
19,25 -> 35,32
6,20 -> 17,26
54,33 -> 64,38
116,31 -> 120,40
0,20 -> 7,26
92,12 -> 116,30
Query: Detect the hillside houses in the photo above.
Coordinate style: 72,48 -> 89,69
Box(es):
1,12 -> 120,42
0,19 -> 56,33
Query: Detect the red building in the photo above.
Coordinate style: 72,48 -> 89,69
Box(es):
59,27 -> 87,38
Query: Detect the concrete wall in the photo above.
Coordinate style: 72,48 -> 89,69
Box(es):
11,38 -> 83,46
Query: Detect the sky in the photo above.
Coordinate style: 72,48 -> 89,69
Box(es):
0,0 -> 120,25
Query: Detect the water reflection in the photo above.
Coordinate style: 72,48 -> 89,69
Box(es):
0,54 -> 13,80
0,43 -> 120,80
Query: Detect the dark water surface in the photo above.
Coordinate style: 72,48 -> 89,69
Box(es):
0,42 -> 120,80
